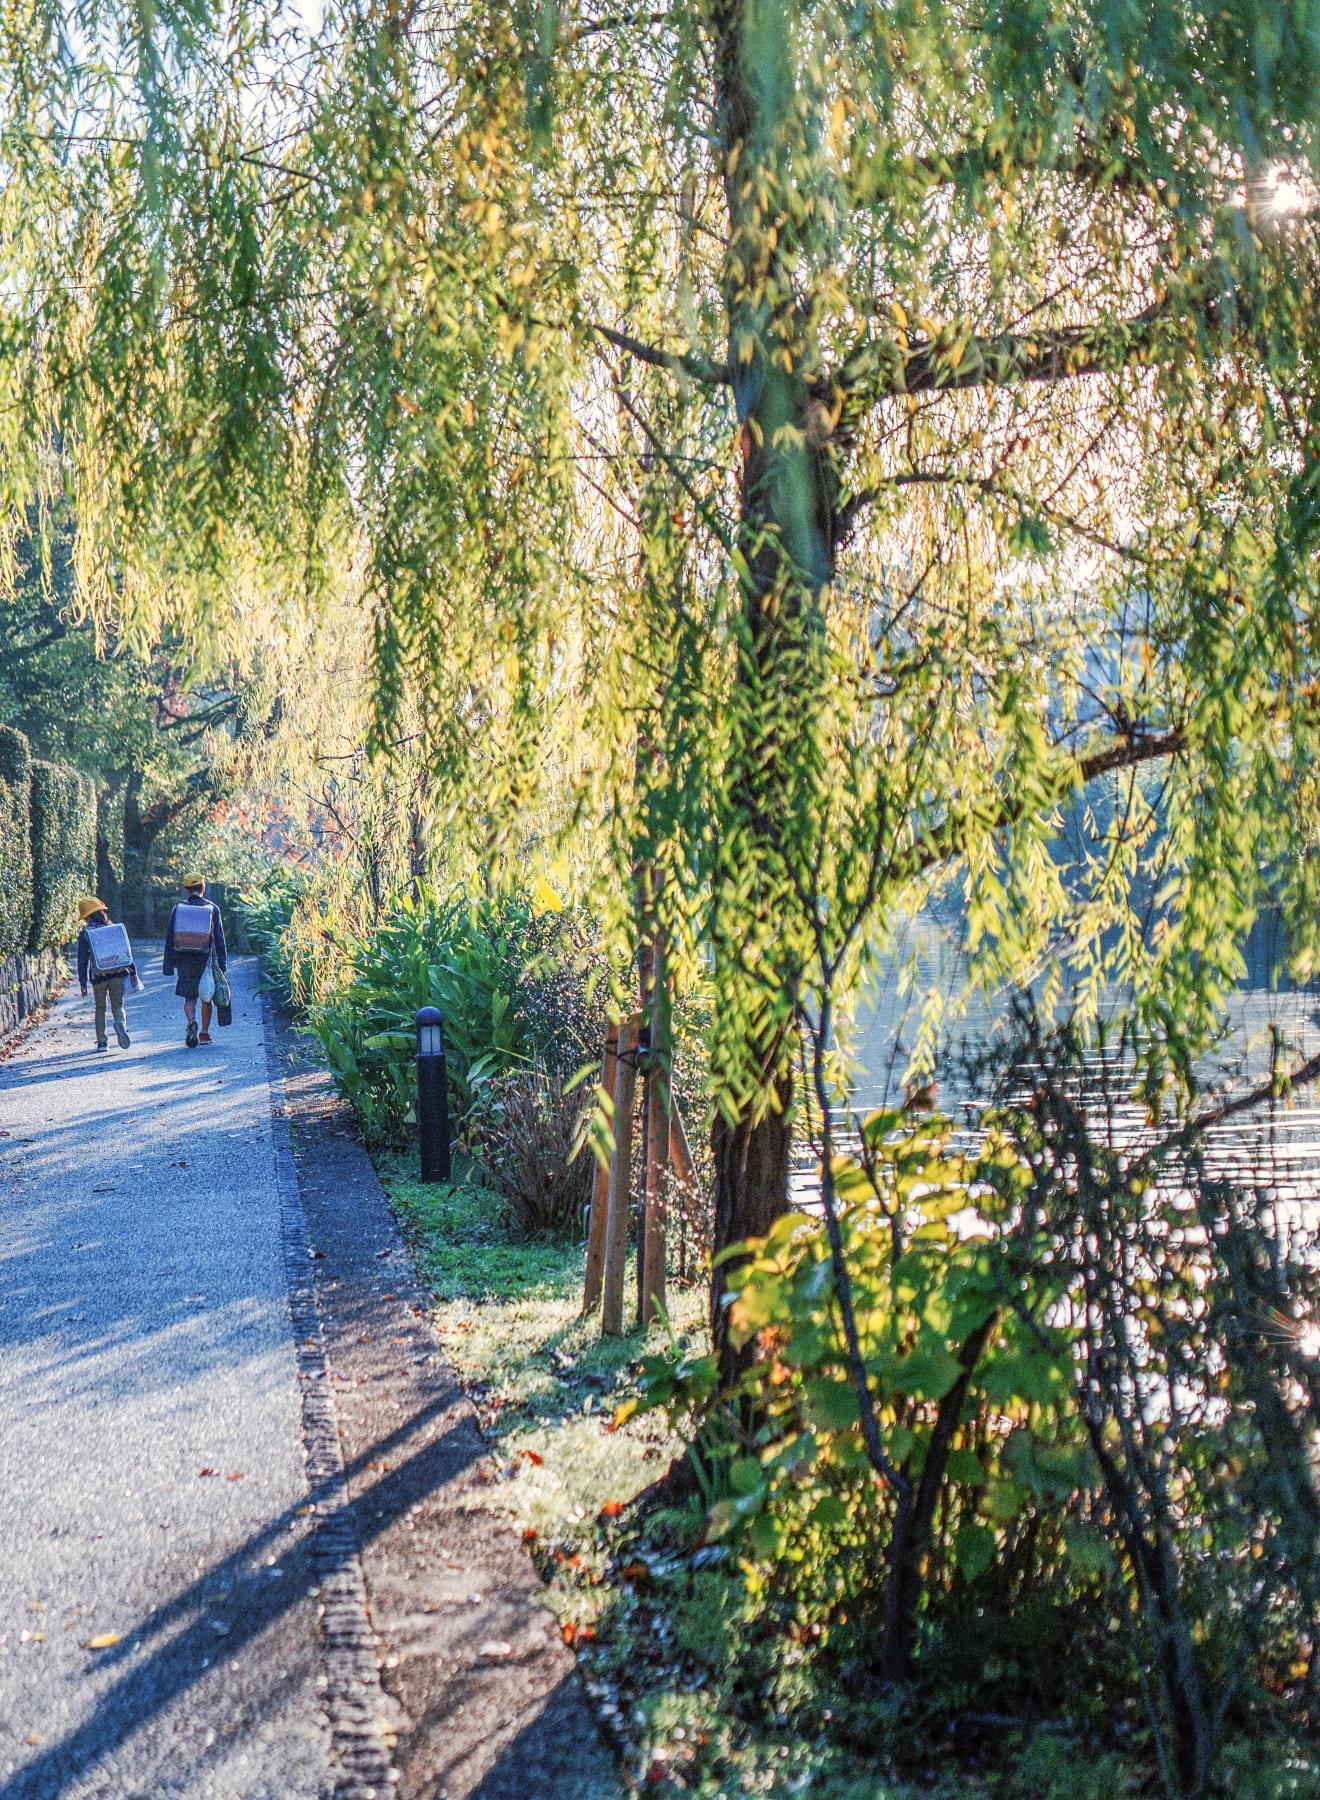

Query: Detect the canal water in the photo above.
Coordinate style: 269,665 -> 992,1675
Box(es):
797,909 -> 1320,1209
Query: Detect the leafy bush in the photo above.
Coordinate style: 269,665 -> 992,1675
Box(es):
634,1112 -> 1097,1672
28,759 -> 96,952
0,724 -> 33,960
466,1065 -> 593,1236
236,866 -> 309,1006
632,1061 -> 1320,1797
305,884 -> 609,1148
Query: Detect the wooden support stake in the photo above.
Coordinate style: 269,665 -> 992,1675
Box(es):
636,1063 -> 651,1320
582,1021 -> 619,1316
640,934 -> 671,1327
669,1105 -> 699,1281
601,1016 -> 638,1336
668,1106 -> 698,1191
633,905 -> 656,1318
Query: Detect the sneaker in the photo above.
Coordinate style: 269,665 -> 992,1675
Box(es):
115,1023 -> 131,1049
198,1032 -> 212,1045
186,1021 -> 199,1048
96,1040 -> 108,1052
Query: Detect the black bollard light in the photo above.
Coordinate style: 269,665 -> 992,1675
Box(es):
415,1005 -> 451,1183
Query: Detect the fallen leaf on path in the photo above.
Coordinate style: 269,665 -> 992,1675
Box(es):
198,1468 -> 217,1478
226,1472 -> 244,1482
85,1633 -> 122,1650
599,1500 -> 624,1519
519,1450 -> 545,1466
23,1736 -> 42,1747
477,1640 -> 513,1659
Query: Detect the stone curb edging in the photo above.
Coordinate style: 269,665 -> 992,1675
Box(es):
259,987 -> 400,1800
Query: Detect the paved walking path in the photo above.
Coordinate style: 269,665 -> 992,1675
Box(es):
0,954 -> 333,1798
0,953 -> 619,1800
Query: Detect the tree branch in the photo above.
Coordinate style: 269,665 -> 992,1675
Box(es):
139,765 -> 219,838
564,8 -> 673,42
592,322 -> 729,387
829,281 -> 1252,415
907,725 -> 1186,880
835,468 -> 1154,562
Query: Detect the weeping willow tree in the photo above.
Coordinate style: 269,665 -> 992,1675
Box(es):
4,0 -> 1320,1364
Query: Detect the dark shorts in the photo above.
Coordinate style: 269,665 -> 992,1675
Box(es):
173,952 -> 208,1000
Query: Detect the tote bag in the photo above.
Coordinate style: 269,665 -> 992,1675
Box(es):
213,959 -> 233,1027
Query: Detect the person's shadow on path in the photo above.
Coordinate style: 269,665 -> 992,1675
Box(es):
1,1398 -> 477,1800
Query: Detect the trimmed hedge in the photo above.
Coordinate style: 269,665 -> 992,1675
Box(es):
28,760 -> 97,953
0,725 -> 34,960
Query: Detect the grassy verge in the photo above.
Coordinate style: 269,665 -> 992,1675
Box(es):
378,1152 -> 980,1799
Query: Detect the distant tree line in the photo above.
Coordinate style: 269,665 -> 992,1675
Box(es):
0,524 -> 281,919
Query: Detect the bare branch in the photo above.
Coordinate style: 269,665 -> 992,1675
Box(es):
591,322 -> 729,387
830,282 -> 1253,415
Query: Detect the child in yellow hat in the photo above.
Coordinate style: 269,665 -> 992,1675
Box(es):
76,898 -> 138,1051
163,877 -> 228,1048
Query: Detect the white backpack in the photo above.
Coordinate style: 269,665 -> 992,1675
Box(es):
86,921 -> 134,979
172,903 -> 214,953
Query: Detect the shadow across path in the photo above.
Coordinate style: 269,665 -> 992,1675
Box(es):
2,1398 -> 477,1800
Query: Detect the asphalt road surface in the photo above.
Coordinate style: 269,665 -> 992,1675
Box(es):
0,952 -> 332,1799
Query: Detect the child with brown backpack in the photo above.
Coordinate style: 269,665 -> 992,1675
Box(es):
162,876 -> 230,1048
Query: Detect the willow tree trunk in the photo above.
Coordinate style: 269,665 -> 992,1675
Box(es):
707,0 -> 841,1383
710,1082 -> 793,1378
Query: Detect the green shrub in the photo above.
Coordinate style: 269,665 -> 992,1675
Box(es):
236,866 -> 308,1005
28,760 -> 96,952
628,1111 -> 1106,1697
0,725 -> 33,960
308,884 -> 609,1148
1005,1735 -> 1138,1800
